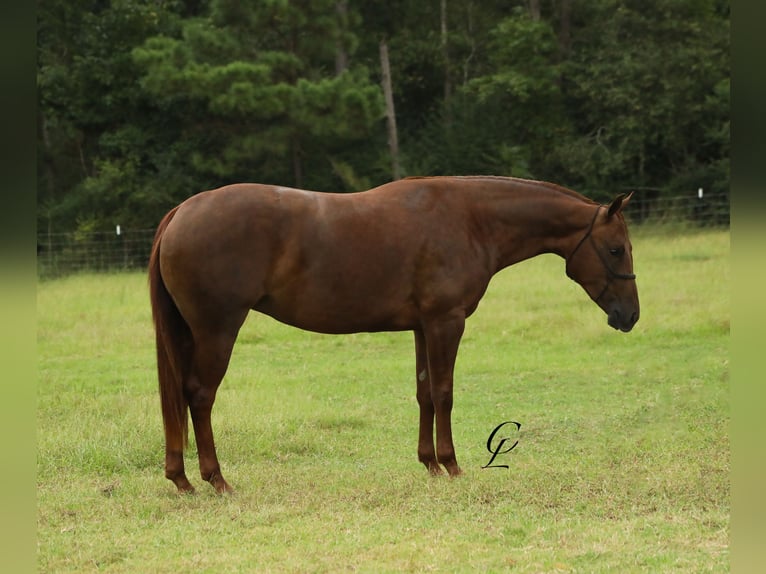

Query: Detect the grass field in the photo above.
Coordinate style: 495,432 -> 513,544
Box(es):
37,227 -> 729,573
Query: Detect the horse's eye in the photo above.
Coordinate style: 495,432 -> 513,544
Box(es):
609,247 -> 625,257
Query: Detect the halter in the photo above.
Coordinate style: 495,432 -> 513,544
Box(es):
565,205 -> 636,303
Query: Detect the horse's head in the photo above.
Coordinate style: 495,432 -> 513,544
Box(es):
565,193 -> 639,332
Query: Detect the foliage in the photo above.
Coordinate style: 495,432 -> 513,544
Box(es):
37,0 -> 729,232
553,0 -> 730,200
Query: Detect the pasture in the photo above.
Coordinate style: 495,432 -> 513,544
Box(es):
37,227 -> 729,573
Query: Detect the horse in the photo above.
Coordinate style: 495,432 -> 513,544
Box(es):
148,175 -> 639,493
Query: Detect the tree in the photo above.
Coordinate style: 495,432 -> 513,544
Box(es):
552,0 -> 730,199
37,0 -> 729,233
403,6 -> 566,178
133,0 -> 383,191
38,0 -> 384,232
37,0 -> 179,231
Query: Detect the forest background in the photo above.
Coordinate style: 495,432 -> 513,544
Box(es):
37,0 -> 730,234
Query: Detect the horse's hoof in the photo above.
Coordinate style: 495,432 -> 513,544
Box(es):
446,464 -> 463,478
209,474 -> 234,494
216,483 -> 234,495
171,475 -> 196,494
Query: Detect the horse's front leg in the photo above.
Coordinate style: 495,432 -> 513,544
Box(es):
414,329 -> 442,475
422,312 -> 465,477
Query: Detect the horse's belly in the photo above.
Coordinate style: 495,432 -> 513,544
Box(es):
254,287 -> 418,334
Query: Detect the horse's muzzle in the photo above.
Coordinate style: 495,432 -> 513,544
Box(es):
608,307 -> 639,332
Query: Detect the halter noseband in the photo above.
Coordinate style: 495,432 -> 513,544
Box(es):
565,205 -> 636,303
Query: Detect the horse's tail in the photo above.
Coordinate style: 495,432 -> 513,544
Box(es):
148,206 -> 191,449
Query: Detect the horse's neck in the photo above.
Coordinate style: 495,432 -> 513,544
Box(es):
478,187 -> 596,274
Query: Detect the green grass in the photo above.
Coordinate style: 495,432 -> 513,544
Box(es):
37,227 -> 729,573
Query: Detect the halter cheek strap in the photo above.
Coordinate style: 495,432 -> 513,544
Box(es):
565,205 -> 636,303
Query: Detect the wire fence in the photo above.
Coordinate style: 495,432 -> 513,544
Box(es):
620,189 -> 729,226
36,191 -> 728,279
37,228 -> 156,279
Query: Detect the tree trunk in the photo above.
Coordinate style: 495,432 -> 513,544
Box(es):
529,0 -> 541,21
335,1 -> 349,76
558,0 -> 572,58
379,38 -> 401,180
462,2 -> 476,86
39,111 -> 56,201
441,0 -> 451,102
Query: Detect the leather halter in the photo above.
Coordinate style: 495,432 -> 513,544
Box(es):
565,205 -> 636,303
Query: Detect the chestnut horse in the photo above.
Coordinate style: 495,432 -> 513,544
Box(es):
149,176 -> 639,493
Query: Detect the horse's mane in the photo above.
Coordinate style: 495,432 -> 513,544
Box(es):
404,175 -> 599,205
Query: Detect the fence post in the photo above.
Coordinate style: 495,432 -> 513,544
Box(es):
117,225 -> 129,269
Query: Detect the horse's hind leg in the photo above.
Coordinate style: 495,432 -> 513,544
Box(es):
165,438 -> 194,493
186,323 -> 244,493
414,329 -> 443,475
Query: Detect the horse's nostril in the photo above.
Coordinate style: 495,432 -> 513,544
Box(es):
630,311 -> 638,324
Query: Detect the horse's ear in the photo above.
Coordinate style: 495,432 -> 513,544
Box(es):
607,191 -> 633,218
